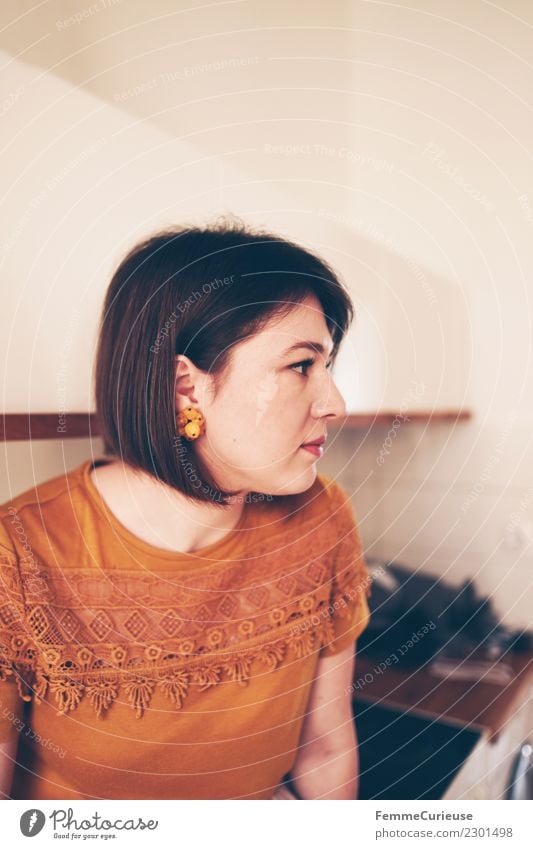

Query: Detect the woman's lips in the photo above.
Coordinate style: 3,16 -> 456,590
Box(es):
300,444 -> 323,457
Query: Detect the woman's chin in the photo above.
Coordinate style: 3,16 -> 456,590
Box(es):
265,466 -> 317,497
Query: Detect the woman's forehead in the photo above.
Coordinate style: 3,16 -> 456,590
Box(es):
234,305 -> 333,367
260,300 -> 331,347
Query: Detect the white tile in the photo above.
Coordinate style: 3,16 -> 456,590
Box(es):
376,481 -> 533,565
0,438 -> 104,504
377,419 -> 533,492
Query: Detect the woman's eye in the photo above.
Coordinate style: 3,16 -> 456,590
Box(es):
290,358 -> 315,376
290,358 -> 334,376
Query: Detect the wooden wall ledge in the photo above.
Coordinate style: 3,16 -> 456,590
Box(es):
1,413 -> 101,442
0,410 -> 472,442
332,410 -> 472,428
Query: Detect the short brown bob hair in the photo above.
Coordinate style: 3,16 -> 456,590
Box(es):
94,217 -> 354,507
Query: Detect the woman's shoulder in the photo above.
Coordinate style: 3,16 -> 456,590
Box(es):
0,461 -> 88,560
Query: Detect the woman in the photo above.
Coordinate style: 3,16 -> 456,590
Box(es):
0,219 -> 371,800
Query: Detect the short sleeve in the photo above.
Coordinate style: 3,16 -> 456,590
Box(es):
0,520 -> 32,742
318,483 -> 372,657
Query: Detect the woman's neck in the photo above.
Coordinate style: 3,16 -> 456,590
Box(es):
89,459 -> 246,553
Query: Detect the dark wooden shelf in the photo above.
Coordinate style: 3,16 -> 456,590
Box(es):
1,413 -> 100,442
0,409 -> 472,442
332,410 -> 472,428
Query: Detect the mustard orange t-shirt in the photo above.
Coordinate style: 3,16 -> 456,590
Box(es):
0,458 -> 371,800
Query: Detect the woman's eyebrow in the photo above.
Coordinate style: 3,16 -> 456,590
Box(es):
280,341 -> 333,357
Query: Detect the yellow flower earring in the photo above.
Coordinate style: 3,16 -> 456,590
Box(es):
177,406 -> 206,441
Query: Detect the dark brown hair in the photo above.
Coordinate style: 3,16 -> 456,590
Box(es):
94,217 -> 354,507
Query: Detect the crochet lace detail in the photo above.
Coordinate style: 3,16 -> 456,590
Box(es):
0,502 -> 370,718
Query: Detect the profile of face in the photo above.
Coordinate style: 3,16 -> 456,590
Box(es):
175,294 -> 347,497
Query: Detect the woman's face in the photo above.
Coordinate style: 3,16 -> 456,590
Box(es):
182,294 -> 347,496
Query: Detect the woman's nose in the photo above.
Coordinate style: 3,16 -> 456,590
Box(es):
311,375 -> 347,420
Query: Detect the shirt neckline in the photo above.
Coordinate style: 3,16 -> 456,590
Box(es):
81,457 -> 253,562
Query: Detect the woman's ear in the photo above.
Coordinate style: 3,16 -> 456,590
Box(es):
175,355 -> 199,409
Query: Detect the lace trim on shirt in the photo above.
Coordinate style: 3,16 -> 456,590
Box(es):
0,556 -> 370,719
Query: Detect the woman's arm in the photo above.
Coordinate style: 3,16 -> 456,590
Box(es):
286,642 -> 360,800
0,738 -> 18,799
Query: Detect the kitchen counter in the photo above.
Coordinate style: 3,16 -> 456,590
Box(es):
352,651 -> 533,799
354,651 -> 532,741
